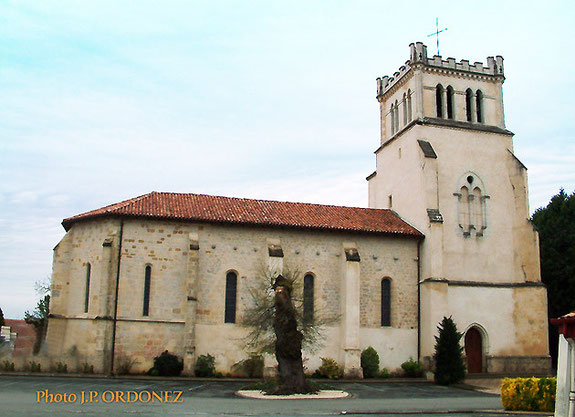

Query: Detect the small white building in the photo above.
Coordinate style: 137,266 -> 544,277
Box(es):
552,312 -> 575,417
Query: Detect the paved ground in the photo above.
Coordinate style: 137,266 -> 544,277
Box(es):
0,375 -> 549,417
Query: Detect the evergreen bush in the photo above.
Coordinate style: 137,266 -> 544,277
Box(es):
151,350 -> 183,376
360,346 -> 380,378
317,357 -> 343,379
194,354 -> 216,377
401,357 -> 423,377
433,316 -> 466,385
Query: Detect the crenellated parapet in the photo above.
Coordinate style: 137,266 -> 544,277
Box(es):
377,42 -> 504,97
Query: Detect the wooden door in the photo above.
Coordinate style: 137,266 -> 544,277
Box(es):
465,327 -> 483,373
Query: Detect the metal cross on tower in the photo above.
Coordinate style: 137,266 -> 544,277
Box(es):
427,17 -> 448,56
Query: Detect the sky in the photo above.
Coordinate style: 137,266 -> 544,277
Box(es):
0,1 -> 574,319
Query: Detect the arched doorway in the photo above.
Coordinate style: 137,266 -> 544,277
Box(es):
465,327 -> 483,373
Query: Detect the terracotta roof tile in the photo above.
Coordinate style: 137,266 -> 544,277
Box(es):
62,192 -> 423,237
4,319 -> 36,357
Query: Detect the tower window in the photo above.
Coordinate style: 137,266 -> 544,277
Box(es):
407,89 -> 412,121
381,278 -> 391,327
143,265 -> 151,316
446,86 -> 454,119
456,172 -> 488,237
394,100 -> 399,133
466,89 -> 473,122
459,186 -> 471,236
224,271 -> 237,323
473,187 -> 484,235
84,263 -> 91,313
303,274 -> 314,323
390,104 -> 395,135
403,93 -> 407,126
436,85 -> 443,118
476,90 -> 483,123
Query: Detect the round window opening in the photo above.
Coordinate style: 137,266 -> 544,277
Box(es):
467,175 -> 474,184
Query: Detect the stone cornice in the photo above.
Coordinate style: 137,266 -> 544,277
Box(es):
420,277 -> 545,288
374,117 -> 513,155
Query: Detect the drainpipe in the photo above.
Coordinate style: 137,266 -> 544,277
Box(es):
109,219 -> 124,376
417,239 -> 421,362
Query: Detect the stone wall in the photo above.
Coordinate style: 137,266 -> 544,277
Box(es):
47,217 -> 420,375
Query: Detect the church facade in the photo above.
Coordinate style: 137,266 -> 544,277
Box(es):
46,43 -> 550,376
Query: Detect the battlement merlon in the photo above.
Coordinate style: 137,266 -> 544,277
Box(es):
376,42 -> 504,98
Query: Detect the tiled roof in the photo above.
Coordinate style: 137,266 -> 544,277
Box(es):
62,192 -> 423,237
4,319 -> 36,357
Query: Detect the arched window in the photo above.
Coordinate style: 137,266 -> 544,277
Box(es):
446,86 -> 454,119
459,186 -> 470,236
224,271 -> 237,323
381,278 -> 391,327
143,265 -> 151,316
394,100 -> 399,132
476,90 -> 483,123
84,263 -> 91,313
473,186 -> 486,236
402,93 -> 407,125
407,89 -> 412,121
390,104 -> 395,135
303,274 -> 314,323
465,89 -> 473,122
455,173 -> 488,237
435,84 -> 443,118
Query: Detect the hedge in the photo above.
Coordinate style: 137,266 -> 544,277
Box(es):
500,377 -> 556,412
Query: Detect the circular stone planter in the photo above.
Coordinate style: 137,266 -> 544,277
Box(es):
236,390 -> 350,400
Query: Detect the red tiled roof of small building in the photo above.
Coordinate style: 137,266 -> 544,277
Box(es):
62,192 -> 423,238
4,319 -> 36,357
551,311 -> 575,339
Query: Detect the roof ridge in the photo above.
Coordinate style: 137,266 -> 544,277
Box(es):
149,191 -> 389,212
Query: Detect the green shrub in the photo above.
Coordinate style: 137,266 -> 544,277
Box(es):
2,360 -> 15,371
151,351 -> 183,377
401,357 -> 423,377
29,361 -> 41,372
361,347 -> 380,378
501,377 -> 556,412
232,355 -> 264,378
433,316 -> 466,385
379,368 -> 390,379
194,354 -> 216,377
55,362 -> 68,373
317,357 -> 343,380
81,363 -> 94,374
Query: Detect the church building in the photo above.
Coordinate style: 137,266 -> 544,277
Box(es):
46,42 -> 551,376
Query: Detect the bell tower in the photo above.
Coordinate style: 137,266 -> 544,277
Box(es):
368,42 -> 550,373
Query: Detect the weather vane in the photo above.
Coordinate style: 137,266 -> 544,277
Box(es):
427,17 -> 447,56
